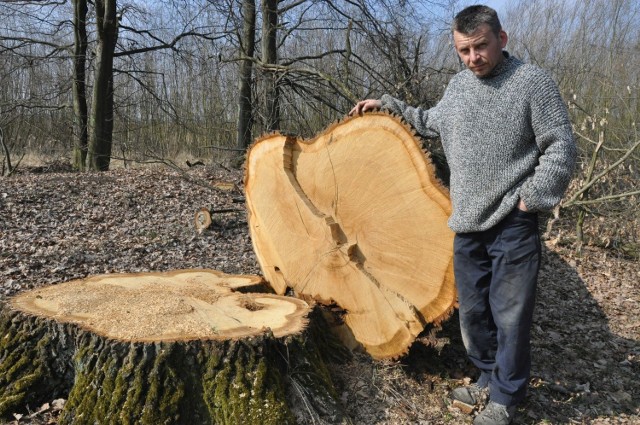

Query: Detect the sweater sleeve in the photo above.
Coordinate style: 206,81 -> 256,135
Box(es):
519,72 -> 577,212
380,94 -> 441,139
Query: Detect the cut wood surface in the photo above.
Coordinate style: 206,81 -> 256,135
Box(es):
11,269 -> 307,341
195,207 -> 213,233
0,269 -> 344,424
245,112 -> 456,359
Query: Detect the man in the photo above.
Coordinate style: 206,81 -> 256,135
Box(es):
350,5 -> 576,425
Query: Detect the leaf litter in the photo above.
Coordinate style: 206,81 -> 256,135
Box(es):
0,165 -> 637,424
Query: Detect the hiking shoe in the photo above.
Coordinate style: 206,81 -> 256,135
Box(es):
473,401 -> 516,425
451,383 -> 488,406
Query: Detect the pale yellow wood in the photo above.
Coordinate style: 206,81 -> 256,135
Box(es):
245,112 -> 456,359
11,269 -> 309,341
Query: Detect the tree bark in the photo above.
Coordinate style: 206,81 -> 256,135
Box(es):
0,127 -> 12,176
237,0 -> 256,151
0,270 -> 344,424
88,0 -> 118,171
244,112 -> 456,359
261,0 -> 279,132
72,0 -> 89,171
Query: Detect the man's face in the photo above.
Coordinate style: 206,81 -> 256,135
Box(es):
453,24 -> 508,78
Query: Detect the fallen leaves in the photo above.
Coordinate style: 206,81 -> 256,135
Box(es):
10,399 -> 65,425
0,167 -> 258,300
0,165 -> 638,424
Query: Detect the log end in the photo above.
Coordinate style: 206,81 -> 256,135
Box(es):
245,112 -> 456,359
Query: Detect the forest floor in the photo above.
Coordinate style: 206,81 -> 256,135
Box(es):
0,164 -> 638,425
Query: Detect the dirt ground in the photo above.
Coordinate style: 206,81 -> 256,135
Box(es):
0,164 -> 638,424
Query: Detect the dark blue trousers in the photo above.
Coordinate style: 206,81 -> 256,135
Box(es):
454,208 -> 541,407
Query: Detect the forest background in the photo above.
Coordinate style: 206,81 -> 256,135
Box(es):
0,0 -> 638,253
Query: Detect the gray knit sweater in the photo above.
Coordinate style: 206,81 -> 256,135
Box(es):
381,53 -> 576,233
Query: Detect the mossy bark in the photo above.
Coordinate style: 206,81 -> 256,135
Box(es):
0,303 -> 345,424
0,308 -> 74,416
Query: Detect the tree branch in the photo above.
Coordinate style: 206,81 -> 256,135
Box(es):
564,138 -> 640,206
572,190 -> 640,205
115,27 -> 225,57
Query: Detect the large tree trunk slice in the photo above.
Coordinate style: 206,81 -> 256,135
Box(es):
0,270 -> 343,424
245,112 -> 456,359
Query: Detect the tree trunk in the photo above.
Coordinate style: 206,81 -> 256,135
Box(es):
0,270 -> 344,424
237,0 -> 256,151
576,131 -> 603,255
261,0 -> 279,132
88,0 -> 118,171
72,0 -> 89,171
0,127 -> 12,176
244,112 -> 456,359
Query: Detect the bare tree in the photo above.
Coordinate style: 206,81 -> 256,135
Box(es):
72,0 -> 89,171
0,1 -> 72,163
0,126 -> 13,176
261,0 -> 279,131
237,0 -> 256,150
87,0 -> 118,171
1,0 -> 453,165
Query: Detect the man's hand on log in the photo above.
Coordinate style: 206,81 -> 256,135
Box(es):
349,99 -> 382,116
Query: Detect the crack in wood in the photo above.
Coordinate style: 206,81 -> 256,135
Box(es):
281,138 -> 422,329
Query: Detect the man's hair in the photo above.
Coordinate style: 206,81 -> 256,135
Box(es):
452,5 -> 502,36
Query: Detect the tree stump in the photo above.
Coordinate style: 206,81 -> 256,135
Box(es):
245,112 -> 456,359
0,269 -> 343,424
